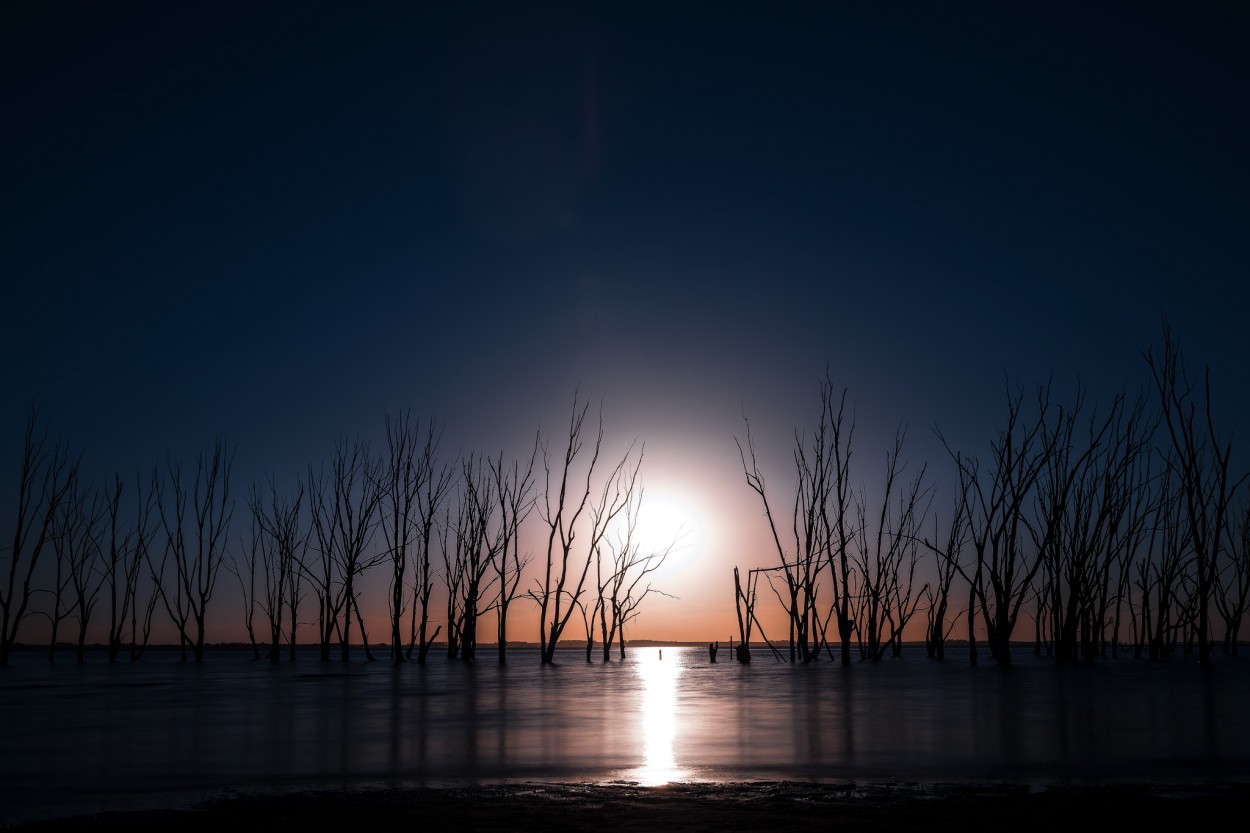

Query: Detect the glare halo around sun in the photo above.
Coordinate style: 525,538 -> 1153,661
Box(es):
631,489 -> 705,575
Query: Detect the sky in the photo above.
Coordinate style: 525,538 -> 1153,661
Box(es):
3,1 -> 1249,646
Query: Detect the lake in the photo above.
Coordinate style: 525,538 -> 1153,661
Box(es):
3,644 -> 1249,824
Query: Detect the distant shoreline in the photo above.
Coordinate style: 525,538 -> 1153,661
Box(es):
10,639 -> 1250,653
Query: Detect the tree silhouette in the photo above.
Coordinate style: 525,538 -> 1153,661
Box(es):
1217,495 -> 1250,655
307,436 -> 383,662
939,381 -> 1100,666
1,409 -> 75,666
531,394 -> 638,665
1146,322 -> 1244,666
154,439 -> 234,663
248,477 -> 307,662
102,473 -> 157,663
489,441 -> 538,665
849,427 -> 930,661
444,454 -> 496,662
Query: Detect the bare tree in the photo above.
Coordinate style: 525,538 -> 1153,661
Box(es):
610,500 -> 678,660
1216,491 -> 1250,656
820,383 -> 857,665
1134,469 -> 1193,659
731,565 -> 784,663
155,439 -> 235,663
379,412 -> 435,664
921,490 -> 969,660
307,436 -> 384,662
940,380 -> 1088,666
249,477 -> 307,662
530,395 -> 639,665
489,441 -> 538,664
583,488 -> 677,661
444,455 -> 498,662
1146,322 -> 1244,666
231,510 -> 264,659
1,409 -> 76,666
1033,393 -> 1141,663
736,377 -> 865,666
849,427 -> 930,661
65,482 -> 106,663
132,475 -> 164,661
1104,401 -> 1157,659
46,471 -> 97,661
407,433 -> 454,664
103,473 -> 157,663
737,407 -> 827,664
732,565 -> 756,663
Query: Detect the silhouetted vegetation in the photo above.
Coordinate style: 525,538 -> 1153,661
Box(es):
730,324 -> 1247,667
2,326 -> 1246,669
1,409 -> 75,667
529,394 -> 641,665
154,439 -> 234,664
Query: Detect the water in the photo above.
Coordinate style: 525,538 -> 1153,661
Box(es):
3,645 -> 1249,823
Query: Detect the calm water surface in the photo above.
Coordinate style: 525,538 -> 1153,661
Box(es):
3,645 -> 1249,822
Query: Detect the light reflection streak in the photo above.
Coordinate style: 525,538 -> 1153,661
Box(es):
631,649 -> 688,786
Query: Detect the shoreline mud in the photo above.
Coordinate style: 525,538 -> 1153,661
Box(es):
10,780 -> 1250,832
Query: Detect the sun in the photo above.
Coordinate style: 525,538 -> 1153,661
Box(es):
633,489 -> 705,561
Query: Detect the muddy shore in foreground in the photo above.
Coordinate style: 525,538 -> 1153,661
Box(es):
10,780 -> 1250,832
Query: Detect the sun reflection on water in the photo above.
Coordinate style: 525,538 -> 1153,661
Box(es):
631,648 -> 687,786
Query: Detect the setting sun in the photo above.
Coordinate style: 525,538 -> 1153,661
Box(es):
634,489 -> 705,563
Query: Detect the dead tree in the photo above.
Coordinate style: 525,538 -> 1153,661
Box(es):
439,510 -> 463,658
380,412 -> 434,665
921,493 -> 969,660
489,441 -> 538,665
1146,323 -> 1243,666
598,488 -> 677,660
1135,469 -> 1194,659
578,591 -> 601,663
737,410 -> 825,663
1033,393 -> 1128,663
405,426 -> 453,664
1,409 -> 76,666
529,394 -> 638,665
822,383 -> 857,665
444,455 -> 497,663
132,474 -> 164,661
731,565 -> 784,663
850,427 -> 930,661
307,436 -> 384,662
1216,493 -> 1250,656
46,471 -> 96,661
1104,400 -> 1157,659
249,477 -> 307,662
155,439 -> 234,663
613,569 -> 675,660
103,473 -> 157,663
939,380 -> 1074,667
65,482 -> 105,663
231,510 -> 263,659
736,375 -> 858,664
733,565 -> 755,663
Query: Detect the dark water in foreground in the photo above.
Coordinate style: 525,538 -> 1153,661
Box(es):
2,645 -> 1249,823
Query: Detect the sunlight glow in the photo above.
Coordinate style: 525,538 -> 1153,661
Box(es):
635,491 -> 705,562
630,648 -> 687,786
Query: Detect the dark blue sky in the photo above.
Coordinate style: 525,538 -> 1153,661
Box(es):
4,3 -> 1249,630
